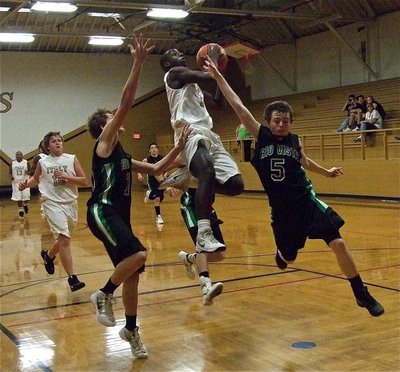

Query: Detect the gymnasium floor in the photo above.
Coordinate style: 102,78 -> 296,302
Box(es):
1,191 -> 399,371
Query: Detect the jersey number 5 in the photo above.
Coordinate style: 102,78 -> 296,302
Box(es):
270,158 -> 285,181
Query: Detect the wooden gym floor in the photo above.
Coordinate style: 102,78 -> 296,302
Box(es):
1,190 -> 399,371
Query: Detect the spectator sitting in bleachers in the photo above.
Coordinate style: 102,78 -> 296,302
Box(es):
346,95 -> 367,132
354,103 -> 383,143
236,123 -> 253,162
336,94 -> 357,132
366,96 -> 385,120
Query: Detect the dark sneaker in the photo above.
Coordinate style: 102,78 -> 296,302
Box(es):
356,287 -> 384,317
19,210 -> 24,219
23,205 -> 29,214
68,275 -> 85,292
275,251 -> 287,270
40,249 -> 55,275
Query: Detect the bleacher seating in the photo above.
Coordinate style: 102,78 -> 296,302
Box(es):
211,78 -> 400,161
249,77 -> 400,135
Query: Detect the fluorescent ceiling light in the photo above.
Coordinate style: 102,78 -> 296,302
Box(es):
88,36 -> 124,46
0,7 -> 32,13
31,2 -> 77,13
87,12 -> 121,18
0,33 -> 35,43
147,8 -> 189,19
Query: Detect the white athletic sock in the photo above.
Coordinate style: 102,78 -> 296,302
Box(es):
187,253 -> 196,264
197,219 -> 211,234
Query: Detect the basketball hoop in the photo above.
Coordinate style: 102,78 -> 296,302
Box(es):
224,42 -> 260,75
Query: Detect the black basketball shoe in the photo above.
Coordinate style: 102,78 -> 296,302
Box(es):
68,275 -> 85,292
40,249 -> 55,275
275,251 -> 287,270
356,286 -> 384,317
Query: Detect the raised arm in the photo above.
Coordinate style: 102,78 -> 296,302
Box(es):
98,35 -> 154,152
167,66 -> 213,88
132,124 -> 192,175
167,43 -> 222,89
203,56 -> 261,140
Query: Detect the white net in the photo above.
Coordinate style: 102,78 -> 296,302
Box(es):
238,53 -> 255,75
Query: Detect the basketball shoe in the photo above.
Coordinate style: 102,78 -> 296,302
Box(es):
90,290 -> 116,326
23,205 -> 29,214
178,251 -> 195,279
200,276 -> 224,306
156,214 -> 164,224
196,228 -> 225,253
41,249 -> 55,275
159,167 -> 194,191
119,327 -> 148,359
356,287 -> 384,317
275,250 -> 287,270
67,275 -> 85,292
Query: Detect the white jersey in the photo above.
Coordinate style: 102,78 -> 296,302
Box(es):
164,71 -> 213,144
11,159 -> 30,201
39,153 -> 78,203
11,159 -> 29,183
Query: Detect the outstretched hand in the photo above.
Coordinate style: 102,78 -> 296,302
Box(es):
127,33 -> 154,64
327,167 -> 343,178
203,55 -> 220,79
208,43 -> 223,62
166,187 -> 182,198
176,122 -> 193,149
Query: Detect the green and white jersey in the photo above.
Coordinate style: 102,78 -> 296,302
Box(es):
87,141 -> 132,219
251,126 -> 316,210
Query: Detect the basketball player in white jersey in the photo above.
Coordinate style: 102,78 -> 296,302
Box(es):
9,151 -> 31,219
19,131 -> 87,291
160,46 -> 245,305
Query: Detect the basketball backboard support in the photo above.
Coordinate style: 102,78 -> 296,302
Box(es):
224,42 -> 261,59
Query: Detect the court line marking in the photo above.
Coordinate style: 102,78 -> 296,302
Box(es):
1,263 -> 398,320
1,246 -> 398,290
1,262 -> 398,360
